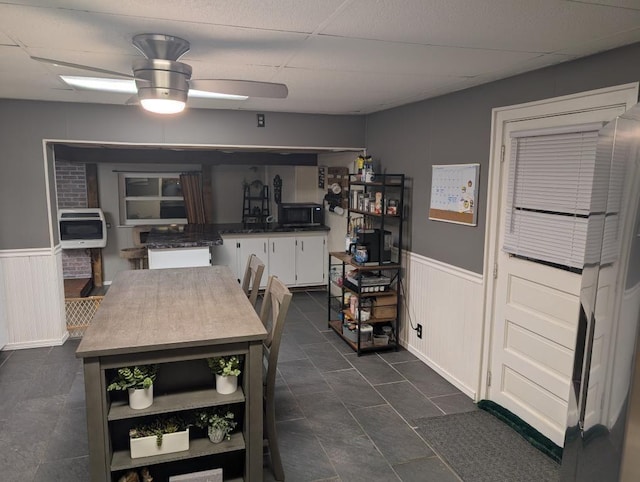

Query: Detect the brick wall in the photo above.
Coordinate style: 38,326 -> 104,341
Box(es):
55,161 -> 87,209
55,161 -> 92,279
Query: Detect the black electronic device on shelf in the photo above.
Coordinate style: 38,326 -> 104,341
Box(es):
355,228 -> 392,264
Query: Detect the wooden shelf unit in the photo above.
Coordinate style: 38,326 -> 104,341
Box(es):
111,432 -> 246,472
327,173 -> 405,356
86,346 -> 260,481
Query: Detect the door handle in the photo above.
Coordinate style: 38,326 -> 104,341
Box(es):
264,242 -> 266,253
302,241 -> 304,251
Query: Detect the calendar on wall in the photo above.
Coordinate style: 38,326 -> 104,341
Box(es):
429,163 -> 480,226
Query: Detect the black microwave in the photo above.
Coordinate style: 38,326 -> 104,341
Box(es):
278,203 -> 324,226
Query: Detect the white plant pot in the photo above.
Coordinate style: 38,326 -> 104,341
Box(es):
215,374 -> 238,395
208,426 -> 227,443
130,428 -> 189,459
128,385 -> 153,410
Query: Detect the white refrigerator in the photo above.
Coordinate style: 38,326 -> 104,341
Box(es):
561,103 -> 640,481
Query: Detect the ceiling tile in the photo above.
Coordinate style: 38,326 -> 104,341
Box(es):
320,0 -> 640,53
288,36 -> 542,77
10,0 -> 346,33
554,26 -> 640,56
567,0 -> 640,10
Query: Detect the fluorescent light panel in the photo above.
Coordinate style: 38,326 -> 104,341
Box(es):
189,89 -> 247,101
61,76 -> 137,94
60,76 -> 248,100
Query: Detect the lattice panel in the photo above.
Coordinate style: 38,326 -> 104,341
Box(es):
65,296 -> 103,338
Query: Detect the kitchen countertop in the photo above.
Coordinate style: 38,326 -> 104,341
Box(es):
145,224 -> 223,248
146,223 -> 330,249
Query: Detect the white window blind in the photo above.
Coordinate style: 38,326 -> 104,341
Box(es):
503,122 -> 609,269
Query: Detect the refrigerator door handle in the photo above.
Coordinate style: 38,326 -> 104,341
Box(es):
571,302 -> 596,436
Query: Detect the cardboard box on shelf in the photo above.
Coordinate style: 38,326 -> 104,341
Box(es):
372,294 -> 397,319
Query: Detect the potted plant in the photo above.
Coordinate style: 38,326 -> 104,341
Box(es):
194,407 -> 237,443
129,415 -> 189,459
107,365 -> 158,410
207,356 -> 242,395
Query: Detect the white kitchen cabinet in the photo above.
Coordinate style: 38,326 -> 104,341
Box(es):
213,232 -> 326,287
148,247 -> 211,269
238,236 -> 270,288
295,234 -> 326,286
212,238 -> 241,280
269,236 -> 296,286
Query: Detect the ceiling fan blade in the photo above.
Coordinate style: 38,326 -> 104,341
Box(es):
125,95 -> 139,105
30,56 -> 133,79
189,79 -> 288,99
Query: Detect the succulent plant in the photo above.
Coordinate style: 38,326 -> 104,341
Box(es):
207,356 -> 241,377
194,407 -> 237,441
107,365 -> 158,391
129,415 -> 186,447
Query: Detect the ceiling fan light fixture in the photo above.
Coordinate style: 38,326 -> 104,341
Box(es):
140,98 -> 186,114
138,87 -> 187,114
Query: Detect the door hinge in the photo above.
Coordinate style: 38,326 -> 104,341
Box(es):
493,263 -> 498,279
500,144 -> 505,163
486,370 -> 492,388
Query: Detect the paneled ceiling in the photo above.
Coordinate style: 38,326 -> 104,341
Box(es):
1,0 -> 640,115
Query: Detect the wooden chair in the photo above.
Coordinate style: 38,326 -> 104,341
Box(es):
241,254 -> 265,308
259,275 -> 293,481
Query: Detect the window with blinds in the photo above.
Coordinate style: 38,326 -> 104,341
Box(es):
502,122 -> 621,270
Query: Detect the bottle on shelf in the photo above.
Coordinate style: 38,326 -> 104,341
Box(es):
363,156 -> 374,183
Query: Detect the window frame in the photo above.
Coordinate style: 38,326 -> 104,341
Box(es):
118,172 -> 187,226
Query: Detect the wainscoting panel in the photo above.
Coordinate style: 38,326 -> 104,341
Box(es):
400,252 -> 484,399
0,248 -> 67,349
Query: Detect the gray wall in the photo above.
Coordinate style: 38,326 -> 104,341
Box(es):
366,42 -> 640,274
0,101 -> 365,250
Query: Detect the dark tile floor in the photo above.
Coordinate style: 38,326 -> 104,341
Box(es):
0,290 -> 480,481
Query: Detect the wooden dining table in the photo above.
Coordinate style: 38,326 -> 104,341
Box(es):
76,266 -> 268,482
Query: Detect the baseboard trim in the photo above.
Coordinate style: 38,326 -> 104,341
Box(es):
399,338 -> 476,399
3,332 -> 69,351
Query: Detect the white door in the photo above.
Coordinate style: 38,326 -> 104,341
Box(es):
238,237 -> 269,288
295,234 -> 326,286
488,102 -> 632,446
491,253 -> 581,445
269,236 -> 296,285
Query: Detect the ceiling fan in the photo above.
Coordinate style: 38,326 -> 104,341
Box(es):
31,33 -> 288,114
